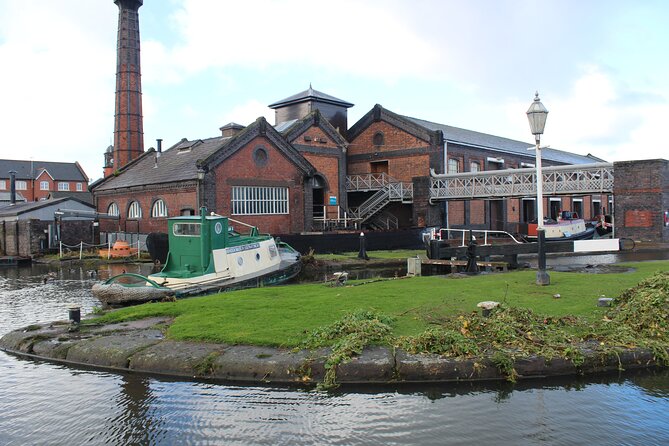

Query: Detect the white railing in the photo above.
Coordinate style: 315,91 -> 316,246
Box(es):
429,162 -> 614,202
429,228 -> 524,246
346,173 -> 393,191
313,206 -> 356,230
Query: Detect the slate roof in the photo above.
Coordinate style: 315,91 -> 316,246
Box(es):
404,116 -> 603,165
0,192 -> 27,204
0,159 -> 88,181
47,191 -> 94,205
0,197 -> 93,217
268,86 -> 354,109
93,136 -> 229,191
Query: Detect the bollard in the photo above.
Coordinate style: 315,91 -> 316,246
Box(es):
68,305 -> 81,324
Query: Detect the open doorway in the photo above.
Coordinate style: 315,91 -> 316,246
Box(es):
312,175 -> 326,220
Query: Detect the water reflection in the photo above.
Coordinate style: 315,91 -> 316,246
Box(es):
1,261 -> 669,445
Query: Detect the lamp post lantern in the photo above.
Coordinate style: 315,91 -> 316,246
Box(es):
526,92 -> 550,286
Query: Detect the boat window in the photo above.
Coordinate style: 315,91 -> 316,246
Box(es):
173,223 -> 201,236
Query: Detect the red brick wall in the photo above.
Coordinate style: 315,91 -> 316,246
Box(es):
507,199 -> 520,223
449,201 -> 465,225
297,127 -> 340,148
348,121 -> 431,181
97,187 -> 197,234
471,200 -> 485,224
212,136 -> 306,234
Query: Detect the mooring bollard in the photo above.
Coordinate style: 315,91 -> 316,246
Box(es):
67,304 -> 81,329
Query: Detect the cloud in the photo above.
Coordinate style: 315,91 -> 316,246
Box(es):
216,100 -> 273,127
142,0 -> 438,86
0,0 -> 117,180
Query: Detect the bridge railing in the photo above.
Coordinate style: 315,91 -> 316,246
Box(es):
429,162 -> 614,201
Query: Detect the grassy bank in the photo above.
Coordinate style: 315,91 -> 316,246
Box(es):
91,261 -> 668,347
312,249 -> 424,262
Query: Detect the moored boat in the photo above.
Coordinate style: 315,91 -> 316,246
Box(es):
92,209 -> 301,305
524,211 -> 595,241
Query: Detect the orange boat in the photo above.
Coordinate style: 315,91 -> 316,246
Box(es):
99,240 -> 139,259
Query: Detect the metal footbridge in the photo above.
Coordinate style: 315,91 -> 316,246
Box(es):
429,162 -> 614,202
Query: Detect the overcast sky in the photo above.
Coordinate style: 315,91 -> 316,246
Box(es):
1,0 -> 667,181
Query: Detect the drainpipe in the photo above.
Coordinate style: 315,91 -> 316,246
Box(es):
443,142 -> 449,229
9,170 -> 16,205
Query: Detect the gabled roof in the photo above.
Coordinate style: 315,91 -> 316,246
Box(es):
281,109 -> 348,147
347,104 -> 440,145
93,117 -> 315,192
200,117 -> 316,176
0,159 -> 88,181
268,85 -> 354,109
92,136 -> 227,192
0,196 -> 94,217
47,191 -> 94,205
405,116 -> 602,164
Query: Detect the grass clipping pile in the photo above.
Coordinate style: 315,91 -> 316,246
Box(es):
305,272 -> 669,389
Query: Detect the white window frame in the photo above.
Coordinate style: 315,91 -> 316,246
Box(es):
231,186 -> 289,215
470,161 -> 480,172
76,182 -> 83,191
107,202 -> 120,217
128,201 -> 142,219
58,182 -> 69,191
40,181 -> 49,191
152,199 -> 168,218
0,180 -> 5,190
15,180 -> 27,190
448,158 -> 460,174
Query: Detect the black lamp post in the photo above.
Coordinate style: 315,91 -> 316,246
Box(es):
527,92 -> 550,286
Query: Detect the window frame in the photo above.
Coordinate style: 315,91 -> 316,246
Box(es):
40,181 -> 50,191
231,186 -> 289,215
15,180 -> 27,190
58,182 -> 70,191
107,202 -> 120,217
127,201 -> 142,219
151,199 -> 168,218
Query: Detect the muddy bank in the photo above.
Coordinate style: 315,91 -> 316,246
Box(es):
1,318 -> 666,386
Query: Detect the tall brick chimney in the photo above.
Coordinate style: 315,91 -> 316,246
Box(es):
110,0 -> 144,176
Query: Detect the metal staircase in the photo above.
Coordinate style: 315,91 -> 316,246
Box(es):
346,173 -> 413,225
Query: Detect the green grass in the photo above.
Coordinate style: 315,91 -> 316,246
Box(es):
313,249 -> 425,261
89,260 -> 669,348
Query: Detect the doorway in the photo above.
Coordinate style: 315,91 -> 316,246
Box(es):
312,175 -> 326,220
370,161 -> 389,175
489,200 -> 504,230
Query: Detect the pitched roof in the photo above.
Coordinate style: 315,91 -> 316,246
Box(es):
0,159 -> 88,181
92,117 -> 315,192
268,85 -> 354,109
47,191 -> 94,205
92,136 -> 227,191
0,197 -> 93,217
405,116 -> 602,164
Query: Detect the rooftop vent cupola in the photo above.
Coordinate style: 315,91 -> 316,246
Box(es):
111,0 -> 144,176
220,122 -> 245,138
268,85 -> 353,137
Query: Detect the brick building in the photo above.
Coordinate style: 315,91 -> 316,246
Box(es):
91,90 -> 350,237
0,159 -> 90,203
346,104 -> 610,233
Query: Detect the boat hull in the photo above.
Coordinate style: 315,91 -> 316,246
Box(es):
92,250 -> 301,306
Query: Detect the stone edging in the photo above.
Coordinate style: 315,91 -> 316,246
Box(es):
1,318 -> 665,385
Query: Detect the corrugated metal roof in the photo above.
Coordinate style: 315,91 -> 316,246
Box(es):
405,116 -> 602,164
0,159 -> 88,181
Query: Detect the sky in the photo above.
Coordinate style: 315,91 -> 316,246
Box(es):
1,0 -> 668,182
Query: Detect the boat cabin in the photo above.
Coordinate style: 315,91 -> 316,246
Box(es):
160,213 -> 274,278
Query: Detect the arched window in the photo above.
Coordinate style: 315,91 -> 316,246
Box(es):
128,201 -> 142,219
152,199 -> 168,217
107,202 -> 120,217
373,131 -> 385,146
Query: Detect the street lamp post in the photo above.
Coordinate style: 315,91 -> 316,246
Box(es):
527,92 -> 550,286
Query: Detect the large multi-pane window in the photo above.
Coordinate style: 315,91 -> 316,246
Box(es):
152,199 -> 168,217
447,158 -> 460,174
470,161 -> 480,172
16,180 -> 27,190
58,182 -> 69,191
76,183 -> 83,191
232,186 -> 288,215
107,202 -> 120,217
128,201 -> 142,219
40,181 -> 49,190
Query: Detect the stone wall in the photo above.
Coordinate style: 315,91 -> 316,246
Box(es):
614,159 -> 669,242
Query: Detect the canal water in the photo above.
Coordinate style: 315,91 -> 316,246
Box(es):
1,261 -> 668,445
